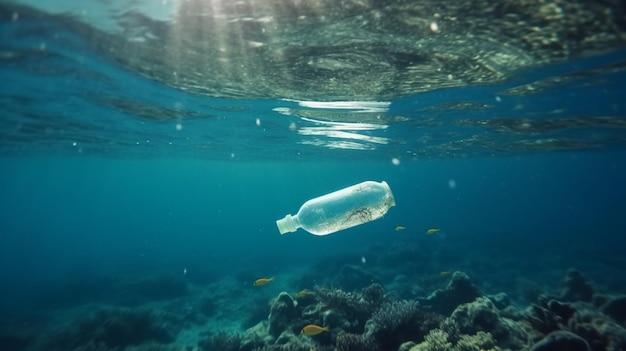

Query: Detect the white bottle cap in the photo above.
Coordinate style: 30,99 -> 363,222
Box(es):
276,214 -> 298,235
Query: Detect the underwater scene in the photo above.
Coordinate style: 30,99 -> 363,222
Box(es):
1,1 -> 626,351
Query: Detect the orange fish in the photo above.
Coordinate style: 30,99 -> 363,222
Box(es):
439,271 -> 451,277
301,324 -> 329,336
395,226 -> 406,231
426,228 -> 440,235
253,277 -> 274,286
297,289 -> 314,297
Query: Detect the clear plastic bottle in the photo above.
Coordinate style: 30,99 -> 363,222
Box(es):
276,181 -> 395,236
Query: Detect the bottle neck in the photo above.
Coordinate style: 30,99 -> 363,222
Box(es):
276,214 -> 300,234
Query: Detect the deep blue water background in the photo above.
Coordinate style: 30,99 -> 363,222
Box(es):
1,150 -> 625,318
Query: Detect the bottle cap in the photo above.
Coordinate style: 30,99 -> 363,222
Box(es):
276,214 -> 298,234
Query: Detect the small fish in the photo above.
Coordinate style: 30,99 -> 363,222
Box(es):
426,228 -> 440,235
301,324 -> 329,336
253,277 -> 274,286
439,271 -> 451,277
395,226 -> 406,231
297,289 -> 314,297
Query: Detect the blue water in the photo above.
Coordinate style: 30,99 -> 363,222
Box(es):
2,2 -> 626,351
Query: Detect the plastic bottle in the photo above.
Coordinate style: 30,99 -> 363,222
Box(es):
276,181 -> 395,236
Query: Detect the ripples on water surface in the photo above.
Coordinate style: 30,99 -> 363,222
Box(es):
1,0 -> 626,159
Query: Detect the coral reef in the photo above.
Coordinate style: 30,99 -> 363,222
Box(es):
336,330 -> 376,351
410,327 -> 495,351
522,270 -> 626,351
193,269 -> 626,351
364,300 -> 441,350
202,283 -> 442,351
446,296 -> 527,350
314,283 -> 386,332
421,272 -> 482,315
6,255 -> 626,351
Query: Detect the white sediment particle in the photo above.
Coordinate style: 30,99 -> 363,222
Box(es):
430,21 -> 440,33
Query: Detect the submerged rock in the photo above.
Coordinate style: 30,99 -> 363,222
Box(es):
560,269 -> 596,303
422,271 -> 481,315
530,330 -> 590,351
450,296 -> 528,350
603,295 -> 626,325
267,292 -> 296,337
240,321 -> 273,350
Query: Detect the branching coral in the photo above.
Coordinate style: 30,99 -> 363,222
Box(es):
413,329 -> 452,351
455,331 -> 495,351
335,331 -> 376,351
315,283 -> 386,331
365,300 -> 441,350
367,300 -> 421,333
409,327 -> 495,351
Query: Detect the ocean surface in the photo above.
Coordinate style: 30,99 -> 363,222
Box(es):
1,1 -> 626,351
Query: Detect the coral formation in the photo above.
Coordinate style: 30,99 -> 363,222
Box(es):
268,292 -> 296,338
447,296 -> 527,350
409,325 -> 495,351
421,272 -> 481,315
336,330 -> 375,351
315,283 -> 386,332
6,254 -> 626,351
193,270 -> 626,351
364,300 -> 441,351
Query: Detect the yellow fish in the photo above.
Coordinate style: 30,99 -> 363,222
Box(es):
395,226 -> 406,231
297,289 -> 314,297
426,228 -> 440,235
253,277 -> 274,286
439,271 -> 451,277
301,324 -> 329,336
